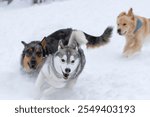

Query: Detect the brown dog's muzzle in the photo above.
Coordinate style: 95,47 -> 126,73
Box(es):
29,58 -> 37,69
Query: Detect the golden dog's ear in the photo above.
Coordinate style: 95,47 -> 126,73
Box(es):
128,8 -> 133,16
41,37 -> 47,49
127,8 -> 134,20
128,8 -> 134,20
118,12 -> 126,17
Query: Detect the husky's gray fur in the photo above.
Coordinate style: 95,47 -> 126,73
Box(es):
35,40 -> 85,99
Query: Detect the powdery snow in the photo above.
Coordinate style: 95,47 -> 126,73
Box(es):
0,0 -> 150,99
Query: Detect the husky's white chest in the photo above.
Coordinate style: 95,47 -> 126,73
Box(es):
43,63 -> 67,88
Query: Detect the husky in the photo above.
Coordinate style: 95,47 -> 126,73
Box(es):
35,40 -> 86,99
35,27 -> 113,98
41,27 -> 113,56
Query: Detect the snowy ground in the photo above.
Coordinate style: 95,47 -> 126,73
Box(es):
0,0 -> 150,99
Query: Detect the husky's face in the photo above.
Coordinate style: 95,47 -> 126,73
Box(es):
53,41 -> 80,80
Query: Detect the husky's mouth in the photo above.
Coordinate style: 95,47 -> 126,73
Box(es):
62,71 -> 69,80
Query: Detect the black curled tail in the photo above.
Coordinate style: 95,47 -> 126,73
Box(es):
85,26 -> 113,48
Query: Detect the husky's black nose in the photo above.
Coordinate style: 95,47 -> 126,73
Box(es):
117,29 -> 121,34
65,68 -> 71,73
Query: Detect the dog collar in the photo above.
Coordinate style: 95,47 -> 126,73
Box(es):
134,18 -> 143,33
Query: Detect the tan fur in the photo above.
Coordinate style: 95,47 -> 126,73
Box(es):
35,49 -> 43,67
86,43 -> 105,48
117,8 -> 150,57
41,37 -> 47,50
23,56 -> 31,72
86,44 -> 101,48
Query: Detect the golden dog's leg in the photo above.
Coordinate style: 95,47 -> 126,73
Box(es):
124,38 -> 142,57
123,38 -> 134,53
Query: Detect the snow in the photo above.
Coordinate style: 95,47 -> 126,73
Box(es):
0,0 -> 150,99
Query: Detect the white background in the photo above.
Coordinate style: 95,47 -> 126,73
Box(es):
0,100 -> 149,117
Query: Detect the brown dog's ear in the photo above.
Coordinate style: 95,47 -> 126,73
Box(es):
128,8 -> 134,20
41,37 -> 47,49
118,12 -> 126,18
21,41 -> 27,47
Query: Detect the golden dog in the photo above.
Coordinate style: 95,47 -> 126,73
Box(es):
117,8 -> 150,57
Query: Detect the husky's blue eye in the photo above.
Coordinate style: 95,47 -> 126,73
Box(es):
71,60 -> 75,63
61,59 -> 65,62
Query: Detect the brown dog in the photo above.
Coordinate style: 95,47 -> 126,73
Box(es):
21,40 -> 46,74
117,8 -> 150,57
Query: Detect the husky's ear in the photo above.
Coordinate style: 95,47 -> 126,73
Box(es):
58,40 -> 64,50
128,8 -> 134,20
118,12 -> 126,17
71,40 -> 78,51
21,41 -> 27,47
41,37 -> 47,49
